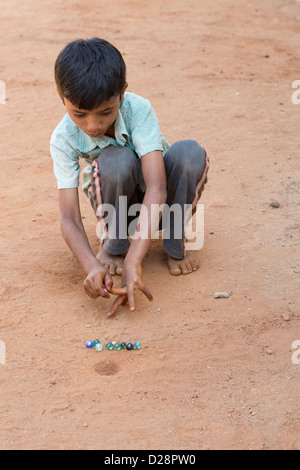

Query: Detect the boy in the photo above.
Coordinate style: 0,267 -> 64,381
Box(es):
50,38 -> 209,317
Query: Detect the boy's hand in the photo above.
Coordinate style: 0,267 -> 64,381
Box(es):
107,262 -> 153,317
83,262 -> 120,299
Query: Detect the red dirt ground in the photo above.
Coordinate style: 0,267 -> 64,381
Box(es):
0,0 -> 299,450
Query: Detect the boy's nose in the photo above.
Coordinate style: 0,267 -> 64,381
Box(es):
86,118 -> 102,134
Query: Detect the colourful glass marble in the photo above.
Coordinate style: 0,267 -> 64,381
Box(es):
93,339 -> 100,346
95,343 -> 103,351
113,343 -> 121,351
106,342 -> 113,350
86,341 -> 94,349
126,343 -> 134,350
121,342 -> 127,349
133,341 -> 141,350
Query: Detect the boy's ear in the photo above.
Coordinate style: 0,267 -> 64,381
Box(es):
56,87 -> 65,105
121,82 -> 128,101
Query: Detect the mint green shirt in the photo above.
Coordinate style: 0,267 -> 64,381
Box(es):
50,92 -> 170,195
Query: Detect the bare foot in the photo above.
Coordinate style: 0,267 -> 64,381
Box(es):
96,246 -> 125,276
167,251 -> 199,276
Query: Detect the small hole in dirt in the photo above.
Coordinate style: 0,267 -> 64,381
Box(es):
94,361 -> 120,376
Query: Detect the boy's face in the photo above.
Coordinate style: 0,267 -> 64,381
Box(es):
61,89 -> 126,138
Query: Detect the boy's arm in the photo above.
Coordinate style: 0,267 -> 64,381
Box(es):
58,187 -> 114,299
126,149 -> 167,264
108,150 -> 167,316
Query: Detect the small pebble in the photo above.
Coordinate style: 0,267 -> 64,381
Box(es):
269,199 -> 280,208
282,314 -> 290,321
214,292 -> 229,299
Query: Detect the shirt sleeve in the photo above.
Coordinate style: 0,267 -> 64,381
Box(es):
130,98 -> 164,158
50,130 -> 81,189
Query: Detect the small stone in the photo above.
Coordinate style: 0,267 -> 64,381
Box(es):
282,314 -> 290,322
266,349 -> 274,355
269,199 -> 280,208
214,292 -> 229,299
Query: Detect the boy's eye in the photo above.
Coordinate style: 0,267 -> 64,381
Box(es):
74,114 -> 85,118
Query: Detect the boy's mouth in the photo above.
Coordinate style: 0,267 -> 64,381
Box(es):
87,132 -> 103,138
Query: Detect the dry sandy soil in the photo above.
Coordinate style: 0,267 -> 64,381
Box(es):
0,0 -> 299,451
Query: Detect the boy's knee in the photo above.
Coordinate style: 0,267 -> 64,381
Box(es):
166,139 -> 207,176
94,146 -> 139,181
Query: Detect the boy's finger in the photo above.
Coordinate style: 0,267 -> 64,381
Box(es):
99,285 -> 110,299
95,277 -> 110,298
84,285 -> 97,299
137,282 -> 153,302
109,286 -> 127,296
107,295 -> 127,317
104,272 -> 113,292
83,279 -> 97,299
127,284 -> 136,312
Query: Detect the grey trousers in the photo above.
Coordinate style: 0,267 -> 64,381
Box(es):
89,140 -> 209,259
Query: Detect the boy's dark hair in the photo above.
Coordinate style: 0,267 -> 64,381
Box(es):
55,38 -> 126,110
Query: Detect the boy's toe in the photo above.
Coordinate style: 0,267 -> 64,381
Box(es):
116,264 -> 123,276
170,266 -> 182,275
106,263 -> 116,276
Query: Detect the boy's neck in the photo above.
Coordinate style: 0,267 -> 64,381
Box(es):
104,122 -> 115,138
